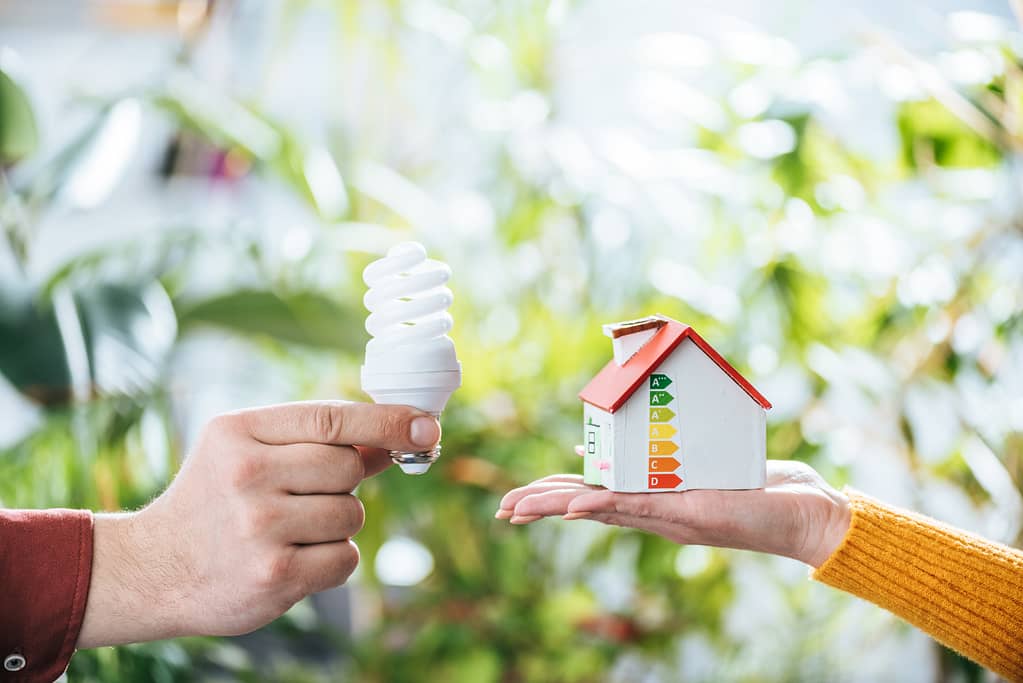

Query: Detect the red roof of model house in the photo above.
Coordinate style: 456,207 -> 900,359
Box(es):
578,318 -> 772,413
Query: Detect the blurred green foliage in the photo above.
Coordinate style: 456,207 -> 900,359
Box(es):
1,2 -> 1022,681
0,68 -> 37,164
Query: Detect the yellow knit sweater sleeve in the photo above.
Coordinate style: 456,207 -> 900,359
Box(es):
811,490 -> 1023,681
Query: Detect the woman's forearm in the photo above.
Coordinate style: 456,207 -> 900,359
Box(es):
812,492 -> 1023,681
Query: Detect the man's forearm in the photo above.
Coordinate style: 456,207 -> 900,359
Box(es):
77,512 -> 182,648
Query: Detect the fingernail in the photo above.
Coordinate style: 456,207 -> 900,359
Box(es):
510,515 -> 542,524
410,416 -> 441,447
562,512 -> 591,521
494,509 -> 513,520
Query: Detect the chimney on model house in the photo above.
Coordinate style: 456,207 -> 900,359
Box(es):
602,315 -> 668,366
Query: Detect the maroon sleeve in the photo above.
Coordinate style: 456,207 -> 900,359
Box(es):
0,509 -> 94,683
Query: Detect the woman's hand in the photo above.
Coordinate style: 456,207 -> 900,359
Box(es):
496,459 -> 851,568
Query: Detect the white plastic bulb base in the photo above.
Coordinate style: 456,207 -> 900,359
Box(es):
361,367 -> 461,474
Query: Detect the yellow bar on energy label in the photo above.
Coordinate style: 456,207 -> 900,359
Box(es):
648,440 -> 679,455
649,424 -> 678,439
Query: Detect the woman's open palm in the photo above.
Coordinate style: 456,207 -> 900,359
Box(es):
497,460 -> 850,567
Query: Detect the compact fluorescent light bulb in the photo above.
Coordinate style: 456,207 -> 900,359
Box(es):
361,242 -> 461,475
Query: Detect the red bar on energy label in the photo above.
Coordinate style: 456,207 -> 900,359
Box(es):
648,473 -> 682,489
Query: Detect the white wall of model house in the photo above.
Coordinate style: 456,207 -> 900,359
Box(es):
585,337 -> 767,492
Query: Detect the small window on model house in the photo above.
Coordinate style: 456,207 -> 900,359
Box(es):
586,419 -> 599,455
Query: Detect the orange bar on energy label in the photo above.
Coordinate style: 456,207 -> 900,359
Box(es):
648,456 -> 681,472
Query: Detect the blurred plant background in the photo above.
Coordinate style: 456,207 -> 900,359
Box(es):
2,0 -> 1023,681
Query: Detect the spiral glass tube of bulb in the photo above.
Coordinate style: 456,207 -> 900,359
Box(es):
360,242 -> 461,474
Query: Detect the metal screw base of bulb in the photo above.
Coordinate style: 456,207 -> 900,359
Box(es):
390,446 -> 441,475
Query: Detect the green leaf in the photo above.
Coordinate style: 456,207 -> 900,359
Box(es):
15,107 -> 113,205
0,68 -> 38,164
0,287 -> 70,403
898,99 -> 1002,169
75,282 -> 177,397
0,282 -> 176,405
176,289 -> 364,352
40,228 -> 199,300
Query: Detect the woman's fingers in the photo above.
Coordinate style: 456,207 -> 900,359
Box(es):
499,487 -> 701,545
509,487 -> 596,523
497,481 -> 724,546
565,489 -> 717,526
529,473 -> 588,486
496,476 -> 589,518
499,487 -> 689,524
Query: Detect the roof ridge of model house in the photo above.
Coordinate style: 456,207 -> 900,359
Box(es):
578,315 -> 772,413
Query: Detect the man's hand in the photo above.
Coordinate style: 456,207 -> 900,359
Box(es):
78,401 -> 440,647
496,459 -> 851,568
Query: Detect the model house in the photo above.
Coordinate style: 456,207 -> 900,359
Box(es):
579,315 -> 771,492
